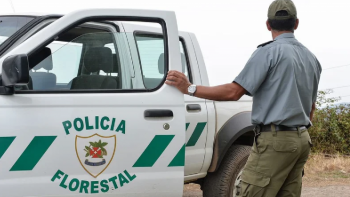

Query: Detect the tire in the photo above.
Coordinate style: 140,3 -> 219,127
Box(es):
202,145 -> 251,197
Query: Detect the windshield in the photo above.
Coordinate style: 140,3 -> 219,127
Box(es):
0,16 -> 34,46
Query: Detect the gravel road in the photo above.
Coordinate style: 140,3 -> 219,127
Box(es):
183,184 -> 350,197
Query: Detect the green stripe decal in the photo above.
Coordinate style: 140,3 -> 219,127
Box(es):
10,136 -> 57,171
168,144 -> 185,167
133,135 -> 174,167
186,122 -> 207,147
186,123 -> 190,130
0,137 -> 16,159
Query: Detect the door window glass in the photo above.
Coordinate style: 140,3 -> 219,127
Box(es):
99,43 -> 118,77
135,35 -> 191,89
28,31 -> 120,91
136,35 -> 164,80
179,41 -> 190,79
41,41 -> 83,84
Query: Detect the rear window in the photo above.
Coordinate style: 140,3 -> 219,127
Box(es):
0,16 -> 34,46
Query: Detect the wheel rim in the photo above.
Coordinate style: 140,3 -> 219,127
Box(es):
232,169 -> 243,197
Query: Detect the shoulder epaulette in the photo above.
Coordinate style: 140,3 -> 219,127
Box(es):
257,40 -> 274,48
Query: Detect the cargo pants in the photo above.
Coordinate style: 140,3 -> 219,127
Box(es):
236,125 -> 312,197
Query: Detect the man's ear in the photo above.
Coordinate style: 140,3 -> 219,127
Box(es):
266,20 -> 272,31
294,19 -> 299,30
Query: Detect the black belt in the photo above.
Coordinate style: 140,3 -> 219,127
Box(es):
254,124 -> 307,133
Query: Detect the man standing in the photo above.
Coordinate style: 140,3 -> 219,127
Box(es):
166,0 -> 322,196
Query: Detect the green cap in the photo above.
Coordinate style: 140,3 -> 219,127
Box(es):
268,0 -> 297,20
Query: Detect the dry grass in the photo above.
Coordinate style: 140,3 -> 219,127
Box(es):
303,153 -> 350,187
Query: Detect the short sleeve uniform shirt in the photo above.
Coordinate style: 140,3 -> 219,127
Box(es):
234,33 -> 322,127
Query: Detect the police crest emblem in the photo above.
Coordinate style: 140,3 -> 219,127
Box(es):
75,134 -> 116,178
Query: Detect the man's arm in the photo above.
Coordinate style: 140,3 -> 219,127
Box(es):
192,83 -> 247,101
165,46 -> 271,101
310,102 -> 316,121
165,71 -> 247,101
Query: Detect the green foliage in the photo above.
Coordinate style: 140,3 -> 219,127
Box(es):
309,90 -> 350,154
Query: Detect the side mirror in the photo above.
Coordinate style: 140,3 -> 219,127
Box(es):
0,54 -> 30,95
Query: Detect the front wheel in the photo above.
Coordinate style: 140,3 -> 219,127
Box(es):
202,145 -> 251,197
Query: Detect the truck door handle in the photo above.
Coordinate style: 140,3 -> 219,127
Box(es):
186,104 -> 201,111
144,109 -> 173,118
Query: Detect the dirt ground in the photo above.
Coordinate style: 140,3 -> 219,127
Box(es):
183,181 -> 350,197
183,154 -> 350,197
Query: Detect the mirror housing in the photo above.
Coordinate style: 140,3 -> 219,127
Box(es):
0,54 -> 30,95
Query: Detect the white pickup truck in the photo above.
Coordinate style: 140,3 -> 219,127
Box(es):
0,9 -> 254,197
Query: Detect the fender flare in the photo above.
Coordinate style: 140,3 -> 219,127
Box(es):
208,111 -> 254,172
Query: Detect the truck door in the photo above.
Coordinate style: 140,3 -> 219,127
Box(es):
0,9 -> 185,197
121,22 -> 209,176
179,33 -> 209,176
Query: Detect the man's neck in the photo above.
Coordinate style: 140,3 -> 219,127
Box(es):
272,30 -> 293,40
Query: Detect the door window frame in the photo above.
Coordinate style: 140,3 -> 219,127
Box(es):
13,17 -> 169,94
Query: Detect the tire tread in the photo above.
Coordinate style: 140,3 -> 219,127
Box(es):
203,145 -> 251,197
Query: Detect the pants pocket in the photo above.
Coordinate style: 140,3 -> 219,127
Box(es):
236,169 -> 271,197
272,140 -> 298,152
252,136 -> 268,154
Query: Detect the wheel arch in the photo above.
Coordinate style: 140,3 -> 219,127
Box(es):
208,111 -> 254,172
